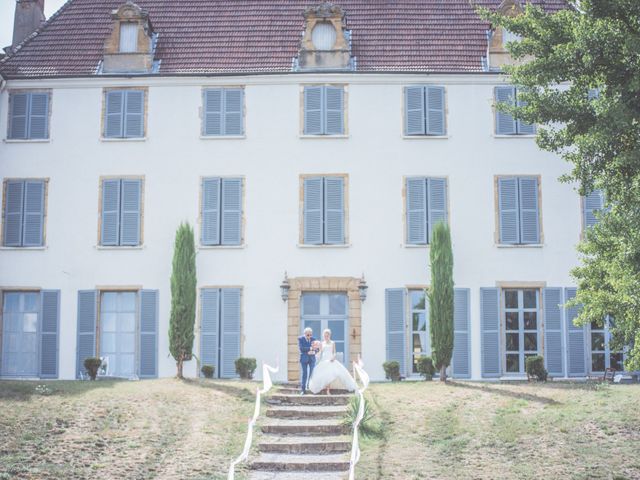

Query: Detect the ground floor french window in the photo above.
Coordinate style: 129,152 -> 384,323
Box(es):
300,292 -> 349,365
503,288 -> 540,375
1,290 -> 59,378
589,317 -> 625,374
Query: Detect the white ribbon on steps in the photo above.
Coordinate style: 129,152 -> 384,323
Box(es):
349,358 -> 370,480
227,361 -> 279,480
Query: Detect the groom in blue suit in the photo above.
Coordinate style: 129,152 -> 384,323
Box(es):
298,327 -> 317,394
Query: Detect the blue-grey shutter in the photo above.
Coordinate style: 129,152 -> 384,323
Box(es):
303,177 -> 323,245
221,178 -> 242,245
480,287 -> 501,377
201,178 -> 221,245
385,288 -> 407,377
519,177 -> 540,244
139,289 -> 158,378
588,88 -> 600,100
120,179 -> 141,246
543,287 -> 564,377
565,287 -> 587,376
204,89 -> 223,136
452,288 -> 471,379
3,180 -> 24,247
498,177 -> 519,244
223,88 -> 243,136
304,86 -> 323,135
584,189 -> 603,229
495,86 -> 517,135
101,180 -> 121,246
426,86 -> 446,135
200,288 -> 220,377
76,290 -> 97,378
324,176 -> 344,244
220,288 -> 241,378
9,93 -> 28,139
124,90 -> 144,138
516,94 -> 536,135
22,180 -> 45,247
427,178 -> 447,242
28,93 -> 49,139
325,86 -> 344,135
406,177 -> 427,244
39,290 -> 60,378
404,87 -> 425,135
105,91 -> 124,138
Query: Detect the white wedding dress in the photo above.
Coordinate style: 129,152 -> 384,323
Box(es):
308,341 -> 358,394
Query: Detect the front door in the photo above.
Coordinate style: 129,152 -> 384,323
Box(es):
1,292 -> 39,377
301,293 -> 349,365
100,291 -> 137,378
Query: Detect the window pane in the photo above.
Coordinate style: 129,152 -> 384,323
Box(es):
506,354 -> 520,372
590,320 -> 603,330
119,23 -> 138,53
506,333 -> 519,351
610,353 -> 624,371
413,333 -> 425,353
523,312 -> 537,330
120,333 -> 136,353
327,320 -> 344,342
505,290 -> 518,309
3,293 -> 20,312
591,353 -> 605,372
411,290 -> 426,310
524,333 -> 538,351
413,312 -> 426,332
523,290 -> 537,309
23,293 -> 39,312
120,313 -> 136,333
303,294 -> 321,315
505,311 -> 519,330
329,294 -> 346,315
591,333 -> 605,351
102,313 -> 117,333
119,292 -> 137,312
23,313 -> 38,333
102,292 -> 118,312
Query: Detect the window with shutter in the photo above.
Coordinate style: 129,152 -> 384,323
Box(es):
404,86 -> 447,136
497,176 -> 541,245
103,89 -> 146,139
583,189 -> 604,231
495,86 -> 536,135
201,177 -> 243,246
303,85 -> 345,135
8,92 -> 50,140
2,179 -> 46,247
202,88 -> 245,136
100,178 -> 143,246
302,176 -> 346,245
405,177 -> 448,245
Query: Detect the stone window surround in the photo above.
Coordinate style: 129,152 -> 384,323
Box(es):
100,87 -> 149,140
5,89 -> 53,142
1,177 -> 50,248
493,174 -> 544,246
96,175 -> 145,247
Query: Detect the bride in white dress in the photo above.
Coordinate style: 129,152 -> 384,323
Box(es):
308,329 -> 357,394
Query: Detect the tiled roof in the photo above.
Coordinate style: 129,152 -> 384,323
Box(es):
0,0 -> 567,79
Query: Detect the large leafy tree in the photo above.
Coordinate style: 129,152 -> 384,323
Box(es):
428,222 -> 454,381
169,222 -> 197,378
481,0 -> 640,370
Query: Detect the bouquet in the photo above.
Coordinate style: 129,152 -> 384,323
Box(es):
311,340 -> 322,353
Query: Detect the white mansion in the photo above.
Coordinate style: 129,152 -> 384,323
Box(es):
0,0 -> 621,383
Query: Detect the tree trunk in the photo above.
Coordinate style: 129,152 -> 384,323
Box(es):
176,356 -> 184,379
439,365 -> 447,382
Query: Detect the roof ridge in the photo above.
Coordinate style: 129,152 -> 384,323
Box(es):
1,0 -> 76,65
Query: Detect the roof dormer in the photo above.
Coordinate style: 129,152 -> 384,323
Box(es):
295,2 -> 354,72
102,1 -> 158,74
487,0 -> 525,71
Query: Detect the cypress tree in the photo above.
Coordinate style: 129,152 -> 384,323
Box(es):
169,222 -> 197,379
428,222 -> 454,382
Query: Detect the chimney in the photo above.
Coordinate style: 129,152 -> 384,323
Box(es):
12,0 -> 45,49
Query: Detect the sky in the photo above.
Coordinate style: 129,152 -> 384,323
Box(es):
1,0 -> 68,51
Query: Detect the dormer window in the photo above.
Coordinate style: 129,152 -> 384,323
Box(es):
486,0 -> 525,71
119,22 -> 138,53
311,22 -> 336,50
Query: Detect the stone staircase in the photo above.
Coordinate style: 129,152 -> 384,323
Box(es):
248,385 -> 353,480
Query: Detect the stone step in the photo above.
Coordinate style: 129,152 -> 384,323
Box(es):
250,453 -> 350,472
248,471 -> 347,480
266,405 -> 348,419
258,435 -> 351,454
278,387 -> 350,395
267,394 -> 351,407
261,419 -> 348,436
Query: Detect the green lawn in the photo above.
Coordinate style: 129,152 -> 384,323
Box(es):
357,381 -> 640,480
0,378 -> 256,480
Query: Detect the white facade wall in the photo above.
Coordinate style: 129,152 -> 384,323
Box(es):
0,73 -> 581,381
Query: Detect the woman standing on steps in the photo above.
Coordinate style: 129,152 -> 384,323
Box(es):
308,329 -> 357,394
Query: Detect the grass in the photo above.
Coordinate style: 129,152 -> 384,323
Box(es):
357,381 -> 640,480
0,378 -> 256,480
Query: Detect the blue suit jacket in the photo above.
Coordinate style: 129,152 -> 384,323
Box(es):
298,335 -> 317,363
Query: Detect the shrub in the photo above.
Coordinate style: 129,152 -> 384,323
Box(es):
235,357 -> 257,379
382,361 -> 401,382
417,356 -> 436,380
201,365 -> 215,379
83,357 -> 103,381
525,355 -> 548,382
343,395 -> 382,439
